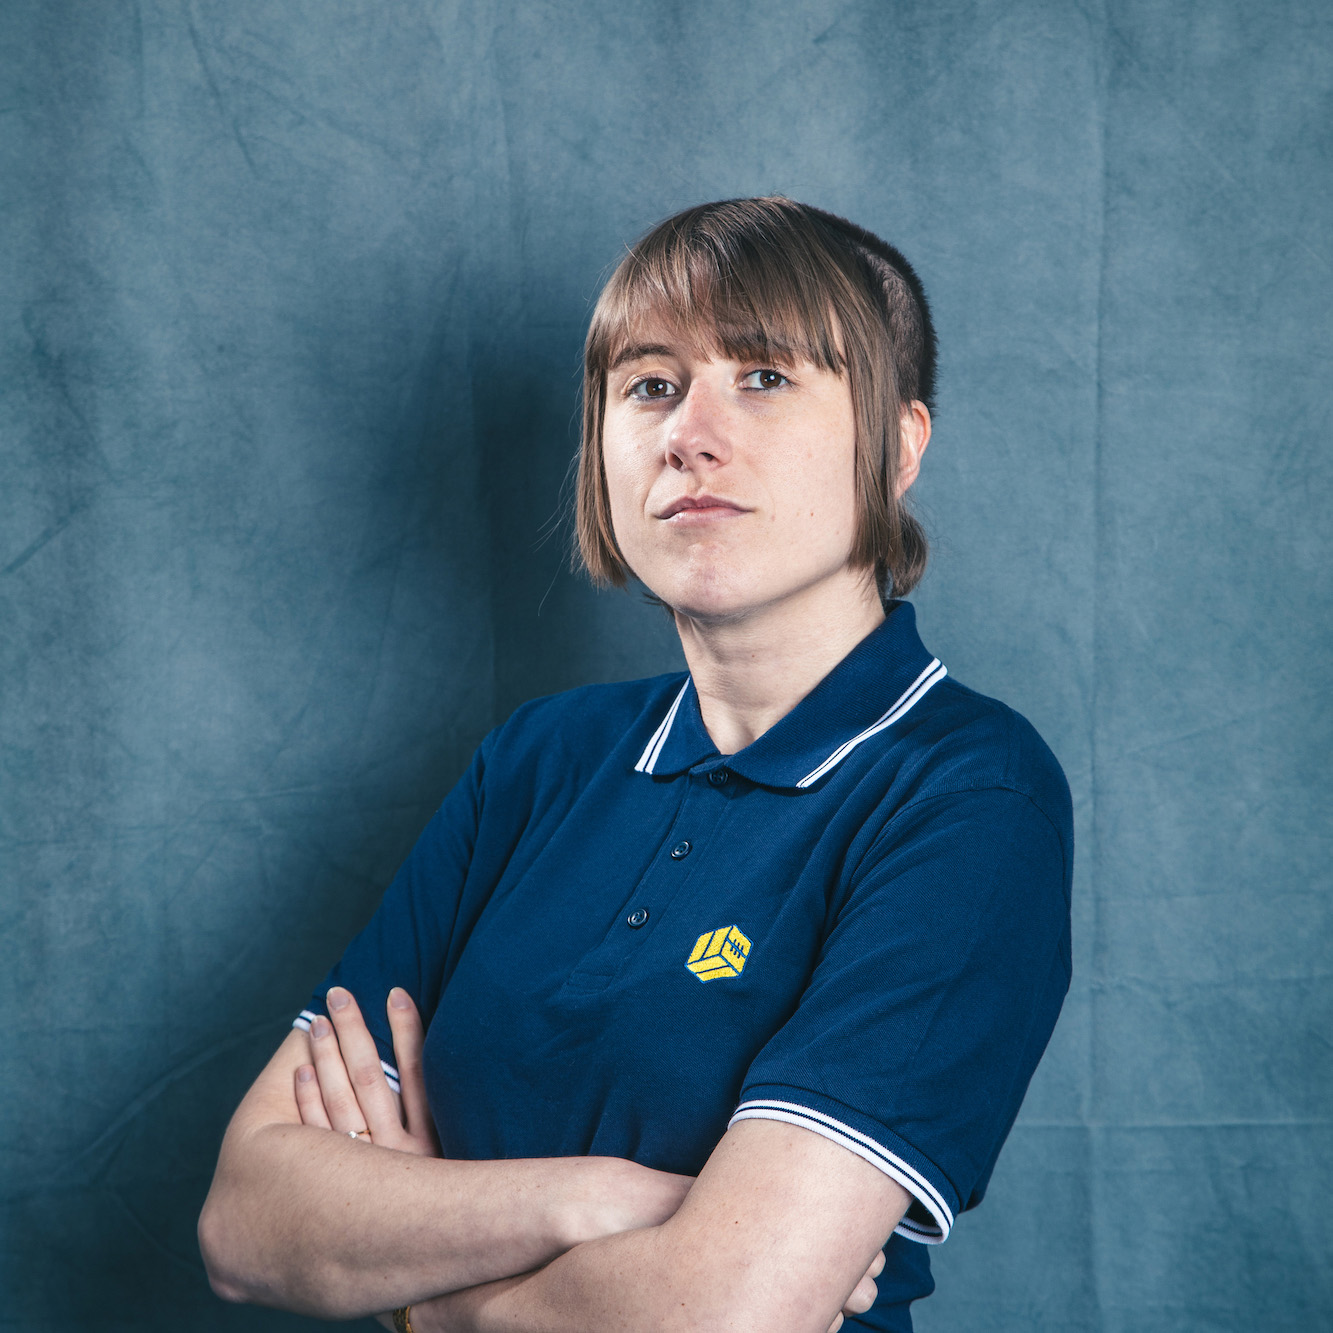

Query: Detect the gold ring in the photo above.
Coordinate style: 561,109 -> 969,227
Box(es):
347,1128 -> 371,1140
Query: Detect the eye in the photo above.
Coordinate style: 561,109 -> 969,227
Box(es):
740,368 -> 790,390
628,376 -> 678,400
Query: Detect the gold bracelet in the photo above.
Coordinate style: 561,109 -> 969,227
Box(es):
392,1307 -> 414,1333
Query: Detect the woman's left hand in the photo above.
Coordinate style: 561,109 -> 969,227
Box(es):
296,985 -> 440,1158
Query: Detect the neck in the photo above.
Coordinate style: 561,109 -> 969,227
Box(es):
674,569 -> 886,756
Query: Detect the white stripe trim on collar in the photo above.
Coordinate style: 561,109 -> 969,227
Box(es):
632,659 -> 946,785
795,658 -> 946,789
634,679 -> 690,774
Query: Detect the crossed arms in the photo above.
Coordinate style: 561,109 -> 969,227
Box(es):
198,987 -> 910,1332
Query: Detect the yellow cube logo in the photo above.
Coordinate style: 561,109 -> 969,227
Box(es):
686,925 -> 752,982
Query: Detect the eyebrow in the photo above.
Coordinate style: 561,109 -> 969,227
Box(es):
608,343 -> 678,371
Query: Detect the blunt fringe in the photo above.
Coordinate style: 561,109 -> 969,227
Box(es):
575,196 -> 936,601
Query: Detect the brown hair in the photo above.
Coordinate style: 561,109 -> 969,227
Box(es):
575,196 -> 936,600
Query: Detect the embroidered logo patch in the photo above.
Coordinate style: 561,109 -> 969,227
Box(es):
686,925 -> 752,982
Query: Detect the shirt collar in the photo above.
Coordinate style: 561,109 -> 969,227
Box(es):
633,602 -> 947,791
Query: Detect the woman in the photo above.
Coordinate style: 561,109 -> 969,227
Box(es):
199,197 -> 1072,1332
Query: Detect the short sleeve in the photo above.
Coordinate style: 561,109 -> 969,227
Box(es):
732,786 -> 1072,1244
292,740 -> 487,1091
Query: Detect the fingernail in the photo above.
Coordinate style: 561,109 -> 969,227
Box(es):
297,1065 -> 314,1083
311,1016 -> 331,1038
327,988 -> 349,1012
389,988 -> 410,1010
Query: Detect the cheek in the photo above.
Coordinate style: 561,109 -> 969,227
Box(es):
601,439 -> 651,550
825,419 -> 862,532
776,439 -> 859,547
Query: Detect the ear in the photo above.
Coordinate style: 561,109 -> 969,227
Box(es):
894,401 -> 931,498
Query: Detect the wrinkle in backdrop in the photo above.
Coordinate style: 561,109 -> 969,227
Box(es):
1,2 -> 1330,1330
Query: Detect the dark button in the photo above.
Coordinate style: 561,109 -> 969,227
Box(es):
708,768 -> 729,787
669,840 -> 692,860
626,907 -> 649,928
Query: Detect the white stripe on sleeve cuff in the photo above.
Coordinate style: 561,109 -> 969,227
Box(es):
729,1098 -> 954,1243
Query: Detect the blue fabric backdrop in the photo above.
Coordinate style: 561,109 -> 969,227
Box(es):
3,2 -> 1329,1329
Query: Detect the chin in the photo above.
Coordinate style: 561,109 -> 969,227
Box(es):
651,571 -> 769,625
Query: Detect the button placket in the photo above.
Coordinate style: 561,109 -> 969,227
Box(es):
559,774 -> 730,991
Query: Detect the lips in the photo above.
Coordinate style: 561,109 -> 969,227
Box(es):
657,494 -> 747,520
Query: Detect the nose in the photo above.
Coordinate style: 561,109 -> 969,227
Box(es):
665,375 -> 732,472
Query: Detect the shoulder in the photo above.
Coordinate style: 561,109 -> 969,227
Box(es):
845,677 -> 1074,948
888,674 -> 1073,859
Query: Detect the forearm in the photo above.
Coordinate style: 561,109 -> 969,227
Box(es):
411,1226 -> 681,1333
413,1224 -> 855,1333
199,1120 -> 600,1319
409,1121 -> 910,1333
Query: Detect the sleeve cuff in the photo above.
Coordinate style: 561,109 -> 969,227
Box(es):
292,1009 -> 402,1095
729,1083 -> 957,1244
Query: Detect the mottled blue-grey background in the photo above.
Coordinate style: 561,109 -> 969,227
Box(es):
3,2 -> 1329,1330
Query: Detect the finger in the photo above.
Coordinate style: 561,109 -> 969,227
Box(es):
841,1272 -> 878,1317
307,1014 -> 369,1134
386,988 -> 435,1145
294,1064 -> 333,1129
826,1315 -> 844,1333
853,1249 -> 885,1285
322,987 -> 405,1140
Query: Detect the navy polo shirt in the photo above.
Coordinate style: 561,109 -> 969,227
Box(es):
297,602 -> 1072,1330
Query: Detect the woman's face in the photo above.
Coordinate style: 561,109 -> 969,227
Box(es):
601,318 -> 864,624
